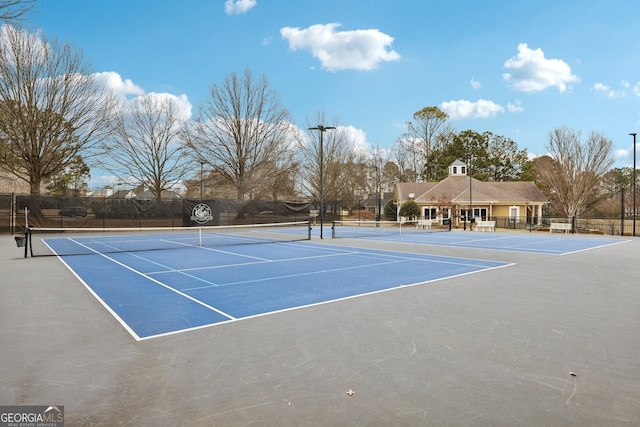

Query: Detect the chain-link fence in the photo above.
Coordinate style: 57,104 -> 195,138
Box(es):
2,193 -> 638,236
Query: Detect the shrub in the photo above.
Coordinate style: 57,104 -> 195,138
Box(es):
399,199 -> 420,218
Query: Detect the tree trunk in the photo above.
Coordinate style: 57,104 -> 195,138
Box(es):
30,178 -> 41,195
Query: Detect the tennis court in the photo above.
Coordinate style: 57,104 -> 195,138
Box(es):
2,223 -> 639,425
29,224 -> 510,339
331,220 -> 629,254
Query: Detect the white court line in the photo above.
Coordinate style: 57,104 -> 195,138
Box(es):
344,250 -> 509,268
183,258 -> 408,290
42,239 -> 143,341
557,239 -> 630,256
139,258 -> 514,341
149,252 -> 361,275
66,238 -> 237,322
181,247 -> 509,291
448,234 -> 631,255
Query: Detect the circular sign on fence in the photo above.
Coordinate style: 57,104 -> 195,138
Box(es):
191,203 -> 213,224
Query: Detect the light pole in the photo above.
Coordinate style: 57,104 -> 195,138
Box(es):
309,125 -> 335,239
200,161 -> 204,200
468,153 -> 473,230
630,133 -> 637,236
374,165 -> 381,222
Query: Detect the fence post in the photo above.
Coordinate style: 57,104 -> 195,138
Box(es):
621,187 -> 625,236
10,192 -> 15,234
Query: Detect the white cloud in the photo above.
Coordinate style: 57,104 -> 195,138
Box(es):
440,99 -> 504,120
340,125 -> 368,154
615,148 -> 630,159
225,0 -> 256,15
131,92 -> 193,121
299,124 -> 368,154
470,77 -> 482,89
507,99 -> 524,113
592,82 -> 609,92
93,72 -> 192,121
280,23 -> 400,72
503,43 -> 578,93
593,82 -> 616,98
93,71 -> 144,97
592,81 -> 631,98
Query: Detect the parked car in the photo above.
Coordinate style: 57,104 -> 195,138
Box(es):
59,206 -> 87,217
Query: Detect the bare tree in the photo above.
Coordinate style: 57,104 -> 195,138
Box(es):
382,160 -> 401,192
366,144 -> 394,219
0,25 -> 118,194
0,0 -> 36,23
403,106 -> 452,180
185,69 -> 293,200
536,126 -> 614,218
394,137 -> 423,182
298,112 -> 365,204
250,158 -> 300,200
47,155 -> 90,196
101,94 -> 191,199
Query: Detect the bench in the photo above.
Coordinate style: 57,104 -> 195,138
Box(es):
416,219 -> 432,230
475,220 -> 495,232
550,222 -> 572,233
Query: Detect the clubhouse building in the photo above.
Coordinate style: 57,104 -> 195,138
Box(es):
394,159 -> 548,228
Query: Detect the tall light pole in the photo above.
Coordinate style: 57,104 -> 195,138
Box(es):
374,164 -> 381,222
309,125 -> 335,239
468,153 -> 473,230
200,161 -> 204,200
630,133 -> 637,236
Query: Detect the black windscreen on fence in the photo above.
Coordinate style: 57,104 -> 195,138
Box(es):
10,195 -> 314,230
0,193 -> 12,234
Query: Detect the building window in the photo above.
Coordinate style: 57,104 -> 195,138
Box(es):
453,166 -> 457,174
463,207 -> 487,220
423,207 -> 437,219
472,208 -> 487,220
461,166 -> 466,174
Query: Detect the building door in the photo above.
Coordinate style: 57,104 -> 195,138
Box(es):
509,206 -> 520,224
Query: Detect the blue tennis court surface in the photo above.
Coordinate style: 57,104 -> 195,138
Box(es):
332,228 -> 629,254
45,237 -> 510,340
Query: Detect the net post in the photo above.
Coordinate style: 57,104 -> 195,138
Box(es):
331,221 -> 336,238
24,207 -> 29,258
198,227 -> 202,246
307,221 -> 312,240
24,228 -> 30,258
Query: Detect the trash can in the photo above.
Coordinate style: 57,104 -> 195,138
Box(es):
15,235 -> 26,247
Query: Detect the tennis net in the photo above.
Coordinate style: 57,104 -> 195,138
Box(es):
26,221 -> 311,257
331,219 -> 451,239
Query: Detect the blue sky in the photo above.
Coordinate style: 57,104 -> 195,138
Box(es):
27,0 -> 640,187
